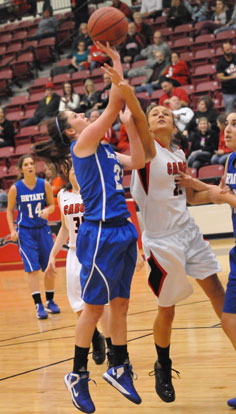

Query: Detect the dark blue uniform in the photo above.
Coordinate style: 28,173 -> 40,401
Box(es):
15,178 -> 53,272
223,152 -> 236,313
71,142 -> 138,305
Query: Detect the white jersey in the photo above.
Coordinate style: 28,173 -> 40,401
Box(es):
58,188 -> 84,249
131,140 -> 190,237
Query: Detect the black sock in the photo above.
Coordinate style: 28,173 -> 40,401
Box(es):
92,327 -> 100,347
155,344 -> 171,366
32,292 -> 42,305
46,290 -> 54,301
73,345 -> 90,373
105,337 -> 112,352
112,344 -> 129,367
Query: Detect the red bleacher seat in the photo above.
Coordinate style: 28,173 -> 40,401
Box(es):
213,30 -> 236,48
193,81 -> 220,98
130,76 -> 146,86
29,77 -> 50,95
131,60 -> 147,69
6,95 -> 28,113
34,37 -> 56,64
71,70 -> 90,86
172,38 -> 194,53
14,127 -> 39,147
188,168 -> 197,179
192,34 -> 215,52
0,69 -> 13,96
11,52 -> 35,80
0,147 -> 15,166
52,73 -> 71,88
191,49 -> 216,67
171,24 -> 195,41
192,64 -> 216,86
0,34 -> 12,47
24,92 -> 45,111
198,164 -> 224,184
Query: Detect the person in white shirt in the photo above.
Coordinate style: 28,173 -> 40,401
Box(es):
59,82 -> 80,112
140,0 -> 163,18
169,96 -> 194,132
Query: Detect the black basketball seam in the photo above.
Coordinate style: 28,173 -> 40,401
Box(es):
89,9 -> 117,33
90,16 -> 126,38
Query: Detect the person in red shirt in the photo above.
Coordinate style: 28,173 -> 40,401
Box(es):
87,43 -> 109,71
211,113 -> 232,166
112,0 -> 133,20
117,123 -> 130,153
162,52 -> 190,86
158,77 -> 189,108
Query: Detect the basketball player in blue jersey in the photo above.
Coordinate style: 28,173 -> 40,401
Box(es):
208,112 -> 236,408
7,154 -> 60,320
33,42 -> 145,413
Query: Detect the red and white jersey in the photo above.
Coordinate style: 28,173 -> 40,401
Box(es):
58,189 -> 84,249
131,140 -> 190,237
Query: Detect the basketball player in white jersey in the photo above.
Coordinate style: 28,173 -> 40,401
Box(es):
128,102 -> 225,403
45,164 -> 109,366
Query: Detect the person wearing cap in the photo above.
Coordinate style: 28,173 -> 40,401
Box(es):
22,82 -> 61,127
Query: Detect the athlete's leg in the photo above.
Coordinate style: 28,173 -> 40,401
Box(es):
221,312 -> 236,350
153,305 -> 175,347
109,297 -> 129,345
27,270 -> 41,293
196,273 -> 225,319
75,303 -> 104,348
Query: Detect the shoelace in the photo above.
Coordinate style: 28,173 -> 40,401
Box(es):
149,367 -> 181,380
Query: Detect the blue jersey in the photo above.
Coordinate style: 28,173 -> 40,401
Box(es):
15,178 -> 48,228
225,152 -> 236,237
71,141 -> 130,222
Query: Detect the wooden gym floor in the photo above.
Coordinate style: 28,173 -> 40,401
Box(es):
0,238 -> 236,414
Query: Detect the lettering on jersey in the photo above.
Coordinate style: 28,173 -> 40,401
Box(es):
20,193 -> 44,202
167,161 -> 186,175
104,147 -> 118,161
64,203 -> 85,215
226,173 -> 236,185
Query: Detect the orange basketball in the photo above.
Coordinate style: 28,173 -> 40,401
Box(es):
88,7 -> 128,47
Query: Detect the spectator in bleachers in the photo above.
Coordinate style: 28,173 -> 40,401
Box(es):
214,3 -> 236,33
89,110 -> 119,149
211,113 -> 232,165
70,23 -> 93,59
91,73 -> 112,112
87,43 -> 109,72
196,0 -> 232,35
22,82 -> 60,127
44,162 -> 64,196
0,107 -> 15,148
140,0 -> 163,19
183,0 -> 208,22
71,41 -> 89,72
59,82 -> 80,112
167,0 -> 191,29
184,96 -> 219,140
169,96 -> 194,132
216,41 -> 236,114
134,31 -> 171,62
112,0 -> 133,19
158,77 -> 189,107
29,7 -> 58,40
187,117 -> 219,169
120,21 -> 146,63
71,0 -> 89,31
76,79 -> 99,114
133,11 -> 153,44
162,51 -> 190,86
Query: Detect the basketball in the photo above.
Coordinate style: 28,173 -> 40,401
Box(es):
87,7 -> 128,47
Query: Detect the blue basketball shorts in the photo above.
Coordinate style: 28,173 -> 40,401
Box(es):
17,225 -> 53,273
223,245 -> 236,314
76,220 -> 138,305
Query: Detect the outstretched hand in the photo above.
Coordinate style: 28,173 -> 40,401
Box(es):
94,41 -> 120,62
101,63 -> 128,88
119,105 -> 133,125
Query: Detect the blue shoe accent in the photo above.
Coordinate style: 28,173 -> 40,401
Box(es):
45,300 -> 60,314
36,303 -> 48,320
102,364 -> 142,405
228,397 -> 236,407
64,372 -> 95,413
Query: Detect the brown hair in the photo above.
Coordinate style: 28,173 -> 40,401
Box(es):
16,154 -> 35,180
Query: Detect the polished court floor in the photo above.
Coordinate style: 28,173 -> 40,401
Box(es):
0,238 -> 236,414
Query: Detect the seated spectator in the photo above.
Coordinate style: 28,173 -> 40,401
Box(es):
169,96 -> 194,132
134,51 -> 170,95
158,77 -> 189,107
196,0 -> 232,35
140,0 -> 163,19
133,11 -> 153,45
44,162 -> 64,196
87,43 -> 109,72
183,0 -> 208,22
187,117 -> 219,169
92,73 -> 112,112
59,82 -> 80,112
120,21 -> 146,63
216,41 -> 236,114
29,7 -> 58,40
71,41 -> 89,72
162,51 -> 190,86
0,107 -> 15,148
134,31 -> 171,62
76,79 -> 99,114
167,0 -> 191,29
112,0 -> 133,19
89,110 -> 119,149
184,96 -> 219,140
70,22 -> 93,58
214,3 -> 236,34
211,113 -> 231,165
22,82 -> 60,127
71,0 -> 89,31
